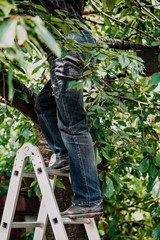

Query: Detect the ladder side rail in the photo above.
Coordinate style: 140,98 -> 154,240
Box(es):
84,219 -> 101,240
29,144 -> 68,240
33,176 -> 57,240
0,150 -> 26,240
68,176 -> 101,240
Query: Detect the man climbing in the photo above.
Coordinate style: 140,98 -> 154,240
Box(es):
33,0 -> 103,218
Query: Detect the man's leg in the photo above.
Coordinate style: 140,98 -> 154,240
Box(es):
34,80 -> 69,168
48,31 -> 102,217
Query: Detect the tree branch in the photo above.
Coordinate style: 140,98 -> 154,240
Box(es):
96,37 -> 160,75
98,38 -> 150,51
0,76 -> 38,125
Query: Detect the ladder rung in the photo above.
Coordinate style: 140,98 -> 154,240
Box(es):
23,168 -> 70,178
11,218 -> 90,228
12,221 -> 44,228
63,218 -> 91,225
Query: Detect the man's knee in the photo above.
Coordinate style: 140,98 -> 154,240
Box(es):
51,52 -> 84,82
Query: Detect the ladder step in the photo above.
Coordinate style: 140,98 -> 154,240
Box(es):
63,218 -> 91,225
11,218 -> 90,228
12,221 -> 44,228
23,168 -> 70,178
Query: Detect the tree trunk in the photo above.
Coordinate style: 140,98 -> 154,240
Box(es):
36,126 -> 88,240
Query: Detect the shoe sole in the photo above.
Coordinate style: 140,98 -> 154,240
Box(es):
61,212 -> 103,219
51,165 -> 69,171
59,165 -> 69,171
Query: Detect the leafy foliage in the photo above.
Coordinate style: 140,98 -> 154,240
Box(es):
0,0 -> 160,239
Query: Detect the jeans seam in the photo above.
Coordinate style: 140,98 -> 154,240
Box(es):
73,135 -> 90,204
73,199 -> 102,206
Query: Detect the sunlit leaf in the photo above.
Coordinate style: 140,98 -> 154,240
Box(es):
33,16 -> 61,57
16,24 -> 28,45
0,20 -> 17,48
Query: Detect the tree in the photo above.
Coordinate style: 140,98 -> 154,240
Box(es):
1,0 -> 160,239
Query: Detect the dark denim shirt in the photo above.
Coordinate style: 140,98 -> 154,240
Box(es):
31,0 -> 84,22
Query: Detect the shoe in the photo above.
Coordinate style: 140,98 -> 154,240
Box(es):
50,159 -> 69,171
61,204 -> 103,218
49,154 -> 69,171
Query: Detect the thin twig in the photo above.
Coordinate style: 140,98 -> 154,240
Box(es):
89,0 -> 156,40
134,0 -> 160,24
119,220 -> 153,229
105,125 -> 129,144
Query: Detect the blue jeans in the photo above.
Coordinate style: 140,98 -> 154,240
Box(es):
35,30 -> 102,206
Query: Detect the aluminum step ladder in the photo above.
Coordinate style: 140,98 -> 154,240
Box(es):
0,143 -> 101,240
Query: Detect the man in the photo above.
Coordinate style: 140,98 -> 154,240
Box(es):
33,0 -> 103,218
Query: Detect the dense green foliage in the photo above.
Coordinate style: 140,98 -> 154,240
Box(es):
1,0 -> 160,239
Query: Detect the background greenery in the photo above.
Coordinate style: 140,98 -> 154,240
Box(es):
1,0 -> 160,239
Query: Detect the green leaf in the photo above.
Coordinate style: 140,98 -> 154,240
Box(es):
31,3 -> 47,12
51,17 -> 63,23
22,129 -> 30,139
149,161 -> 157,178
152,179 -> 160,199
129,54 -> 144,63
34,184 -> 41,197
0,52 -> 8,65
30,180 -> 38,187
118,53 -> 130,68
0,114 -> 5,125
103,175 -> 114,198
62,24 -> 71,36
102,0 -> 116,11
16,24 -> 28,45
151,40 -> 160,47
140,158 -> 149,173
150,73 -> 160,85
68,24 -> 81,35
0,19 -> 17,48
32,64 -> 44,75
95,148 -> 102,165
8,66 -> 14,101
96,53 -> 107,60
0,0 -> 16,16
54,9 -> 67,17
152,225 -> 160,240
76,22 -> 92,33
156,155 -> 160,166
16,92 -> 28,102
55,179 -> 65,189
147,177 -> 156,192
153,206 -> 160,218
101,148 -> 111,160
83,70 -> 92,77
68,80 -> 83,90
28,189 -> 32,198
33,16 -> 61,57
111,173 -> 123,185
119,102 -> 127,112
93,118 -> 100,129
